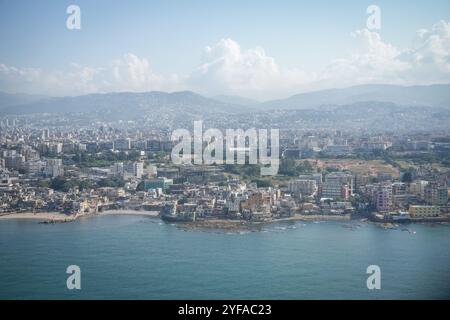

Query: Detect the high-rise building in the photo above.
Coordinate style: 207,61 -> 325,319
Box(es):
124,162 -> 144,178
114,138 -> 131,151
288,179 -> 317,198
146,140 -> 161,151
375,184 -> 392,212
4,154 -> 25,170
111,162 -> 124,176
42,128 -> 50,140
24,160 -> 46,175
424,182 -> 448,206
409,180 -> 428,200
133,162 -> 144,179
321,172 -> 354,199
44,159 -> 64,177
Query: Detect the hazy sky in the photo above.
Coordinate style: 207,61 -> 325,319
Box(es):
0,0 -> 449,100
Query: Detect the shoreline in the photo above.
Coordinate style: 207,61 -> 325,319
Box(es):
97,210 -> 160,217
0,212 -> 76,222
0,210 -> 160,222
1,211 -> 448,230
168,214 -> 352,231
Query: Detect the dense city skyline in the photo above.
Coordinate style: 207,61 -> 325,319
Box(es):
1,0 -> 450,302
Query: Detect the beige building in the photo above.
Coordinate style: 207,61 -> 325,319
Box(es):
288,179 -> 317,198
409,205 -> 440,217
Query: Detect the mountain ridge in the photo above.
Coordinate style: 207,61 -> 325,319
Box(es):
256,84 -> 450,110
1,83 -> 450,115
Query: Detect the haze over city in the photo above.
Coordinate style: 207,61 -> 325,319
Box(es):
1,0 -> 450,303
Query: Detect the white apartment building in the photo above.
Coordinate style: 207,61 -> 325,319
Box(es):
288,179 -> 318,198
321,172 -> 354,199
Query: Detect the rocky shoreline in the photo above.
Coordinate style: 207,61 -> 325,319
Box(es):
168,214 -> 352,231
1,212 -> 448,232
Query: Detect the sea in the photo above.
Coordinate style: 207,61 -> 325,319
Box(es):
0,215 -> 449,299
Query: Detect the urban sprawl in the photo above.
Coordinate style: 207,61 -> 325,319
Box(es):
1,115 -> 449,226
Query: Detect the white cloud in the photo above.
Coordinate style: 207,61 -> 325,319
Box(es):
318,21 -> 450,88
188,38 -> 309,99
1,20 -> 450,99
317,29 -> 410,88
107,54 -> 183,92
0,54 -> 182,96
401,20 -> 450,83
188,21 -> 450,97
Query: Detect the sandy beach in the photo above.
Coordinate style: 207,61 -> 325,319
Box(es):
0,210 -> 160,222
0,212 -> 76,222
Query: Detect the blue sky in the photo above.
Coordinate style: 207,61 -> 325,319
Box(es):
1,0 -> 449,99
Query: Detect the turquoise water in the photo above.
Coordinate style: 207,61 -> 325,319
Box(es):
0,215 -> 449,299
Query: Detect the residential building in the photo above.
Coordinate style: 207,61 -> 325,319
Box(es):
409,205 -> 441,217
